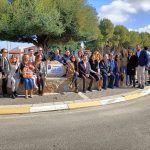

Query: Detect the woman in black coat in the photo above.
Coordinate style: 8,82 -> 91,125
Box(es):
127,50 -> 138,87
89,53 -> 102,91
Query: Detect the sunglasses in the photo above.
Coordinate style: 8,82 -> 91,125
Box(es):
3,51 -> 8,53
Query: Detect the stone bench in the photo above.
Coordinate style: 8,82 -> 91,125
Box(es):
0,77 -> 98,95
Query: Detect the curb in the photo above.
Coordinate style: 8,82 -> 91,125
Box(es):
0,87 -> 150,115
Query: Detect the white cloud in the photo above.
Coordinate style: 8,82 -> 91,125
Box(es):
98,0 -> 150,24
129,25 -> 150,33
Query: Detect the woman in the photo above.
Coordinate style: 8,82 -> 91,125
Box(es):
120,49 -> 128,85
89,53 -> 102,91
66,55 -> 79,93
114,54 -> 121,87
35,54 -> 47,96
76,50 -> 83,62
127,50 -> 137,87
20,54 -> 34,99
7,55 -> 20,99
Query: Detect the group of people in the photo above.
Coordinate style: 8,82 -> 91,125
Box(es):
0,44 -> 150,99
0,47 -> 47,99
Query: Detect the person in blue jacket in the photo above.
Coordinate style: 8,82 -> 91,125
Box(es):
135,45 -> 148,89
108,53 -> 119,89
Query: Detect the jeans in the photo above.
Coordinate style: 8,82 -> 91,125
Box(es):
102,74 -> 108,89
24,78 -> 34,90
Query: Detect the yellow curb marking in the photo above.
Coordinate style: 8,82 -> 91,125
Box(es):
0,106 -> 30,115
68,101 -> 101,109
124,93 -> 144,101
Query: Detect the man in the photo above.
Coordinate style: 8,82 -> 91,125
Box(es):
108,53 -> 119,89
28,48 -> 35,63
37,47 -> 47,61
0,48 -> 10,97
135,45 -> 148,89
99,54 -> 110,90
51,49 -> 63,63
78,55 -> 94,93
62,49 -> 71,65
144,47 -> 150,85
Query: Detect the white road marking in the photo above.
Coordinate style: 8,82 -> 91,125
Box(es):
78,92 -> 89,100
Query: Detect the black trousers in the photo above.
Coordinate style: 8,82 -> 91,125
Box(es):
37,75 -> 45,94
82,74 -> 94,91
129,75 -> 135,87
2,78 -> 8,95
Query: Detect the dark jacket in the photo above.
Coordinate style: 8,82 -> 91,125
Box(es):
136,50 -> 148,67
78,61 -> 91,77
99,60 -> 110,76
0,57 -> 10,75
127,55 -> 137,75
89,59 -> 98,73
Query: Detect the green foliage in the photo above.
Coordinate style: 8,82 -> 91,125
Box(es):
0,0 -> 99,49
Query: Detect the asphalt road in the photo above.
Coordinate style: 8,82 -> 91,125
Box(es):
0,95 -> 150,150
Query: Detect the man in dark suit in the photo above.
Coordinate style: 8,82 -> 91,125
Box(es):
136,44 -> 148,89
78,55 -> 94,93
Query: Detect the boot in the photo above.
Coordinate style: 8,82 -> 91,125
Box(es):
75,88 -> 78,93
14,91 -> 18,97
11,92 -> 15,99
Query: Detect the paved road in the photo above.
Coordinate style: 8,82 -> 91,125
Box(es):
0,95 -> 150,150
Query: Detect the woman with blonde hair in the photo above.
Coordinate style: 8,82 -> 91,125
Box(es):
89,53 -> 103,91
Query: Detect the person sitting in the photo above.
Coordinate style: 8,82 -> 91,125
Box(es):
62,49 -> 71,65
7,55 -> 20,99
99,54 -> 110,90
108,53 -> 119,89
66,55 -> 79,93
89,53 -> 102,91
78,55 -> 94,93
19,54 -> 34,99
35,54 -> 47,96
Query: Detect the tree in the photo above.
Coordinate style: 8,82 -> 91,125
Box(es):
112,25 -> 129,51
0,0 -> 99,50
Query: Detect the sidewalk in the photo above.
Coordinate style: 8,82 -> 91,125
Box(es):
0,86 -> 150,115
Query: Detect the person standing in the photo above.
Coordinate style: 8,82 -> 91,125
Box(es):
28,49 -> 35,63
127,50 -> 137,87
35,54 -> 47,96
135,45 -> 148,89
78,55 -> 94,93
0,48 -> 10,97
120,49 -> 128,85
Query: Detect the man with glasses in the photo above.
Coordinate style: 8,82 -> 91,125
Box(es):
37,47 -> 47,62
0,48 -> 10,97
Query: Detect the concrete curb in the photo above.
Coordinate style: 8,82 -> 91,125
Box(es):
0,87 -> 150,115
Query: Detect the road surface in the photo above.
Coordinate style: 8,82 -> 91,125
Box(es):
0,95 -> 150,150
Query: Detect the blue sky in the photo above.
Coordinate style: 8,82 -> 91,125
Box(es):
1,0 -> 150,49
